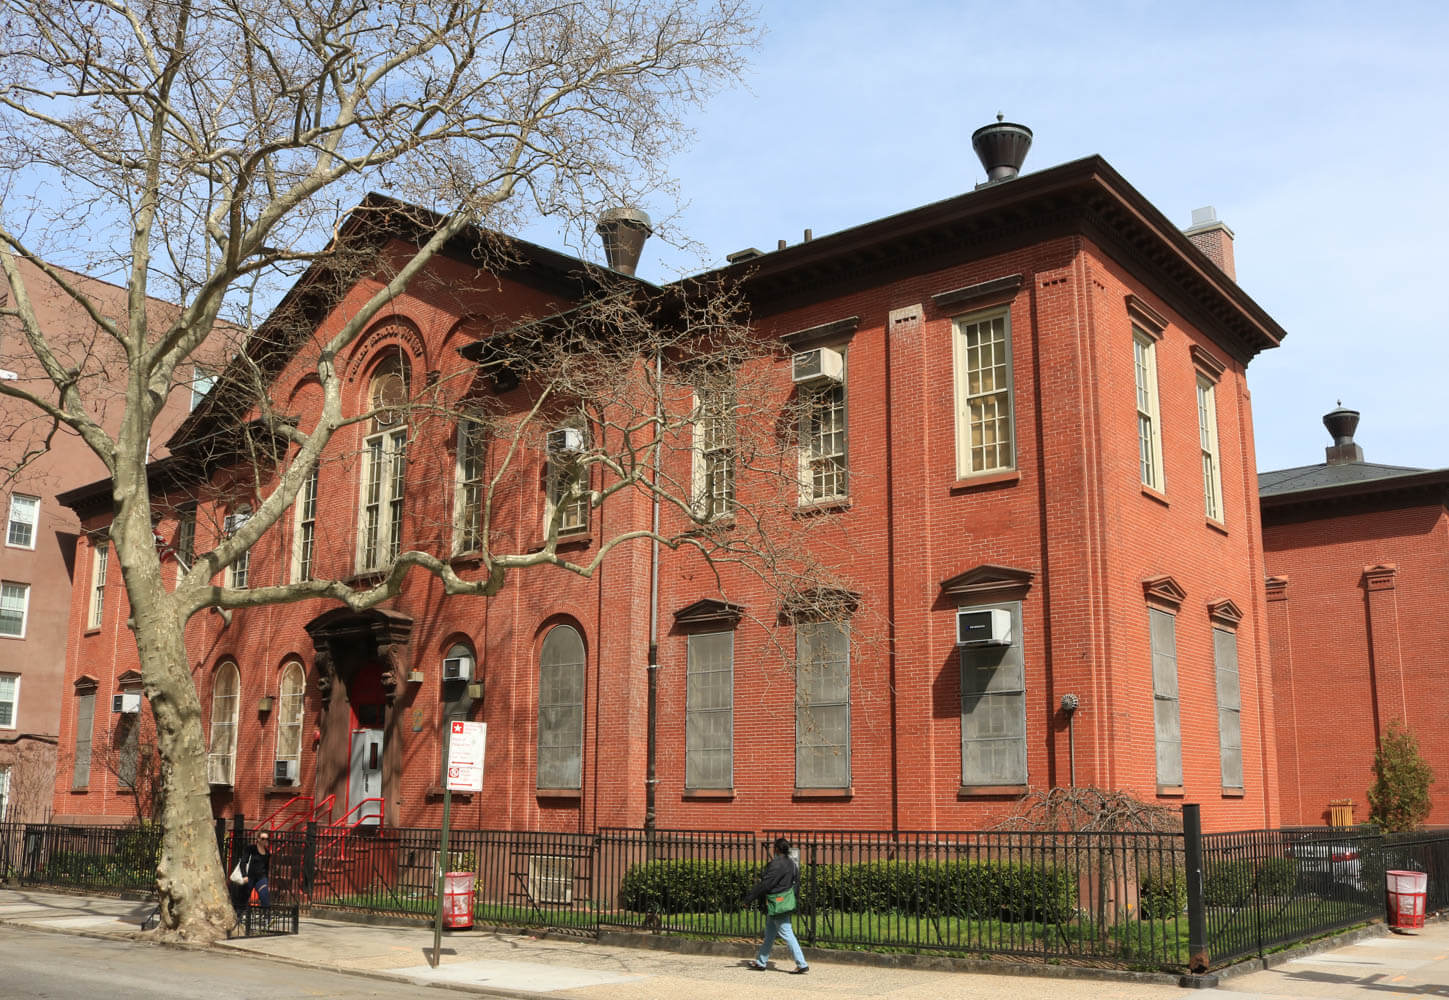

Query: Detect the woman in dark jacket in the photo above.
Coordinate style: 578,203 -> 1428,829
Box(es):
743,837 -> 808,973
238,831 -> 271,908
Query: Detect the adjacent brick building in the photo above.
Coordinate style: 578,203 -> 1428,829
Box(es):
50,133 -> 1289,833
1261,407 -> 1449,826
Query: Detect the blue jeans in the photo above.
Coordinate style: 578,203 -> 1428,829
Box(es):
756,912 -> 806,968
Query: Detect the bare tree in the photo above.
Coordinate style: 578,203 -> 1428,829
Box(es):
0,0 -> 759,942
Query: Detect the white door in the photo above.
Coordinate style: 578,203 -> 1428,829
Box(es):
348,728 -> 384,826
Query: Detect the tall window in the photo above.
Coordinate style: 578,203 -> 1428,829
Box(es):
692,392 -> 736,520
537,625 -> 585,789
88,540 -> 109,629
1215,628 -> 1244,789
796,620 -> 850,788
176,504 -> 197,568
73,690 -> 96,788
190,365 -> 217,411
1149,608 -> 1182,787
685,631 -> 733,789
1197,377 -> 1223,521
0,673 -> 17,728
960,602 -> 1027,785
799,378 -> 847,504
275,660 -> 305,782
544,421 -> 589,536
207,662 -> 240,786
953,312 -> 1014,477
359,356 -> 410,571
0,582 -> 29,638
224,508 -> 251,588
6,494 -> 39,548
292,469 -> 318,581
116,708 -> 140,789
456,419 -> 486,553
1134,329 -> 1164,490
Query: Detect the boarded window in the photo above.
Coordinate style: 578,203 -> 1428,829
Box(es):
73,691 -> 96,788
795,621 -> 850,788
960,602 -> 1027,785
537,626 -> 584,789
1150,608 -> 1182,786
685,631 -> 733,789
1215,627 -> 1243,789
116,711 -> 139,788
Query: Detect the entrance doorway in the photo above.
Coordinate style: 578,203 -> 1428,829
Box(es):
347,729 -> 384,826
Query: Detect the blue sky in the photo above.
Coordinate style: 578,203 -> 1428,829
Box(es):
523,1 -> 1449,473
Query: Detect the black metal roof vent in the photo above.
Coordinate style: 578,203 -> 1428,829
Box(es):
1323,404 -> 1364,464
595,207 -> 653,276
972,114 -> 1033,185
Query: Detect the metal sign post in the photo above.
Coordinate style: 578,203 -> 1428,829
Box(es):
430,721 -> 486,968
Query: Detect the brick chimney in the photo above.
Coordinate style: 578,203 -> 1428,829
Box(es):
1183,206 -> 1236,281
1323,405 -> 1364,465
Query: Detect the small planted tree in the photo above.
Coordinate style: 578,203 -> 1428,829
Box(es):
1368,720 -> 1434,833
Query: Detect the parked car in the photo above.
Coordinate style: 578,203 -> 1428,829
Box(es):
1290,838 -> 1366,893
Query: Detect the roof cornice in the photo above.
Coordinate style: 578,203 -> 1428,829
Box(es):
1260,467 -> 1449,522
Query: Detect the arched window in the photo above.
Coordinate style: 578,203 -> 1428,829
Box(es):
207,662 -> 240,786
274,660 -> 305,784
358,355 -> 411,571
537,625 -> 584,790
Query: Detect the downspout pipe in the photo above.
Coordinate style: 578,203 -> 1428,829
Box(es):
645,349 -> 662,834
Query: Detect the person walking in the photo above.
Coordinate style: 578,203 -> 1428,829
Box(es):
236,831 -> 271,908
743,837 -> 808,974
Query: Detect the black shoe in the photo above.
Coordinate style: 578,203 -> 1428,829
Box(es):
790,966 -> 809,975
745,961 -> 768,971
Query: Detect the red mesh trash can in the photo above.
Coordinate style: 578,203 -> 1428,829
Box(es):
1386,870 -> 1427,931
443,871 -> 476,930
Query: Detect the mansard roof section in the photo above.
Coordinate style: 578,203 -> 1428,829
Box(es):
686,155 -> 1285,364
169,193 -> 651,452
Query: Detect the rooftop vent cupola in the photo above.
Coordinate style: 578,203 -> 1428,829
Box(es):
1323,404 -> 1364,464
972,114 -> 1033,185
595,207 -> 653,276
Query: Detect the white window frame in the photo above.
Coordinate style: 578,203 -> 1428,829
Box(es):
952,310 -> 1015,478
544,422 -> 589,537
291,469 -> 318,582
795,619 -> 851,789
798,371 -> 848,505
0,672 -> 18,729
1134,328 -> 1165,491
224,508 -> 251,589
88,540 -> 109,630
1197,376 -> 1223,522
0,766 -> 9,821
359,428 -> 408,571
6,493 -> 39,549
1149,607 -> 1182,787
1214,627 -> 1244,790
207,662 -> 240,786
455,418 -> 486,553
0,581 -> 30,639
960,601 -> 1028,786
684,631 -> 734,790
274,660 -> 305,779
537,625 -> 585,789
189,365 -> 217,411
691,391 -> 736,520
176,505 -> 197,569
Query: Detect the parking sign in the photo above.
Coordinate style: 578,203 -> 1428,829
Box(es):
446,720 -> 486,792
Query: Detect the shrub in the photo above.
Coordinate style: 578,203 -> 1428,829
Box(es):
1368,721 -> 1435,833
1139,867 -> 1186,918
1203,857 -> 1298,906
618,859 -> 755,914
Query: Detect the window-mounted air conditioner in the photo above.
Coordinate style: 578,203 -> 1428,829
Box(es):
112,692 -> 142,714
956,608 -> 1012,648
274,759 -> 297,784
443,655 -> 473,682
547,427 -> 584,455
791,347 -> 844,385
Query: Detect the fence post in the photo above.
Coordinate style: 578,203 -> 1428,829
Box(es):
303,821 -> 318,896
232,813 -> 245,870
1183,803 -> 1209,974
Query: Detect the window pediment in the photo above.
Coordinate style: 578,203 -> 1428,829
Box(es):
779,316 -> 859,351
940,564 -> 1035,599
116,670 -> 143,688
1125,294 -> 1167,339
780,586 -> 859,622
74,674 -> 99,692
673,599 -> 745,628
931,274 -> 1023,313
1207,598 -> 1243,627
1143,574 -> 1187,609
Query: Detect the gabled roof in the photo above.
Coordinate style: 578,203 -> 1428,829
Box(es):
1258,460 -> 1427,497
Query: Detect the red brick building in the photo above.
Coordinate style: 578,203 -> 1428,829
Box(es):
51,136 -> 1288,833
1262,407 -> 1449,827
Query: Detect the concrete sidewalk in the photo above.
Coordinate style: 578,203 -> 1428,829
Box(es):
3,886 -> 1448,999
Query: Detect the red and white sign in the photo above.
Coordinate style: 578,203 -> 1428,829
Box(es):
445,721 -> 486,792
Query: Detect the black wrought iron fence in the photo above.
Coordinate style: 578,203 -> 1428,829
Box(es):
1,821 -> 161,895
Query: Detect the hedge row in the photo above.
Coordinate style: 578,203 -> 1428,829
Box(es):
1204,857 -> 1298,906
618,858 -> 1077,923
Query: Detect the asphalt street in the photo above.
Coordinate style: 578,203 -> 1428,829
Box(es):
0,924 -> 442,1000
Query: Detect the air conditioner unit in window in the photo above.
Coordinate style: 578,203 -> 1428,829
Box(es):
791,347 -> 844,385
274,759 -> 297,784
443,655 -> 473,682
112,692 -> 142,714
547,426 -> 584,455
957,608 -> 1012,648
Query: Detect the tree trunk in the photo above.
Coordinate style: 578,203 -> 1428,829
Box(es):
117,509 -> 234,942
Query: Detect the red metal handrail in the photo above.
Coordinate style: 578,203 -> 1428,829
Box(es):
257,795 -> 314,832
311,794 -> 336,825
330,797 -> 382,830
